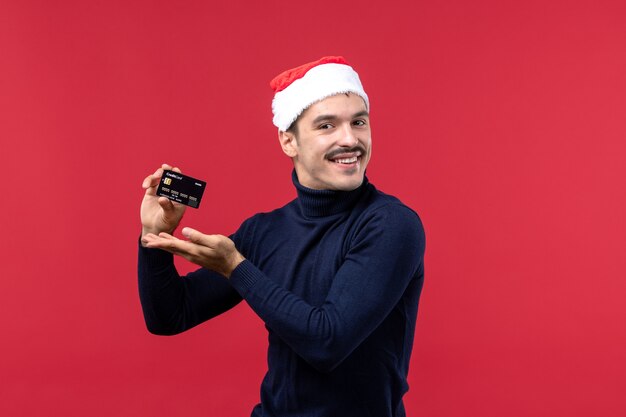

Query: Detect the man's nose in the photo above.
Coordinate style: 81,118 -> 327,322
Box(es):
337,123 -> 359,147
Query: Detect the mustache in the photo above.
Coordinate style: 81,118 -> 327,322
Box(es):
325,145 -> 367,160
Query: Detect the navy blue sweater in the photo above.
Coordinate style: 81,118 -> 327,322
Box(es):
138,172 -> 425,417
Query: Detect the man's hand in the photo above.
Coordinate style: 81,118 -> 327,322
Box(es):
140,164 -> 187,245
142,227 -> 245,278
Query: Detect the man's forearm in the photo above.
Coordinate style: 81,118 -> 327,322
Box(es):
138,241 -> 243,335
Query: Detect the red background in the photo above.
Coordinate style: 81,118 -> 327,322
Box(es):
1,1 -> 625,416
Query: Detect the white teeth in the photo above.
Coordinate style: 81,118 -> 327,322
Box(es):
334,157 -> 358,164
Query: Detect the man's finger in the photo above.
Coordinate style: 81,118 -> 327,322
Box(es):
143,234 -> 182,252
141,233 -> 159,246
158,196 -> 185,214
157,232 -> 177,240
157,196 -> 176,212
143,164 -> 181,190
142,167 -> 165,192
144,233 -> 177,247
142,175 -> 152,189
182,227 -> 223,249
182,227 -> 207,244
142,174 -> 160,190
148,235 -> 199,256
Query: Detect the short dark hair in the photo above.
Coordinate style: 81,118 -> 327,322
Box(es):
286,118 -> 299,136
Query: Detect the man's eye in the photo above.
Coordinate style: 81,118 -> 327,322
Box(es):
319,123 -> 333,130
353,119 -> 366,126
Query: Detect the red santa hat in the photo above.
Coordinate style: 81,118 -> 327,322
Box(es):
270,56 -> 369,131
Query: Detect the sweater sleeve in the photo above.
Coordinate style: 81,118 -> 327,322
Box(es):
137,233 -> 244,335
229,204 -> 425,372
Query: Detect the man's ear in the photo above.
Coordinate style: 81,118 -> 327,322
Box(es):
278,130 -> 298,158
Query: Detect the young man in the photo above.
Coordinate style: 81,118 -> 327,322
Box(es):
139,56 -> 425,417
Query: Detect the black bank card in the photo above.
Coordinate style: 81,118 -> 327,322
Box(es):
156,170 -> 206,208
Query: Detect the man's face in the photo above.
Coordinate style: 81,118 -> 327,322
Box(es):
280,93 -> 372,191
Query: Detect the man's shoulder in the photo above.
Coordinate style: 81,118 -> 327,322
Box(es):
361,183 -> 421,223
230,199 -> 298,250
236,198 -> 298,230
348,184 -> 425,256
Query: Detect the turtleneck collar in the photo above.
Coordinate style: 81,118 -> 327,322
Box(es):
292,170 -> 369,217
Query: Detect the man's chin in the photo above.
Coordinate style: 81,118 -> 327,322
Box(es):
331,175 -> 364,191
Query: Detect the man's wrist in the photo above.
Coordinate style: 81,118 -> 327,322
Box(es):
224,252 -> 246,279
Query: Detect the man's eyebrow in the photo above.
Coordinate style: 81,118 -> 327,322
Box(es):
311,111 -> 370,125
311,114 -> 338,125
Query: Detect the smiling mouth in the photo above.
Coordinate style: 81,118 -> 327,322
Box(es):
328,151 -> 362,165
333,156 -> 359,164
